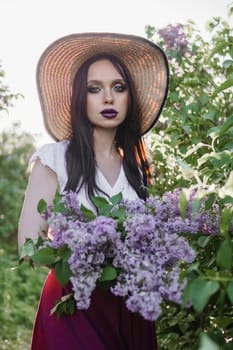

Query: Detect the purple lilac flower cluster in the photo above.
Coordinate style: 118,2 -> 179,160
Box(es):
42,189 -> 219,321
68,216 -> 119,309
45,208 -> 120,309
158,24 -> 190,56
111,190 -> 219,320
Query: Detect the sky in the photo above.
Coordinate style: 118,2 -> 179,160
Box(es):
1,0 -> 232,146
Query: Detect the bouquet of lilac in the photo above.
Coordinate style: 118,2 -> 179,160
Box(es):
20,188 -> 219,321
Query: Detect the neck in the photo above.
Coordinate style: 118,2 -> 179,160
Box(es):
93,127 -> 118,158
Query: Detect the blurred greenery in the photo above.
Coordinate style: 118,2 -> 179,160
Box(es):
0,248 -> 47,350
0,124 -> 36,240
0,123 -> 47,349
1,6 -> 233,350
0,61 -> 21,116
0,69 -> 46,349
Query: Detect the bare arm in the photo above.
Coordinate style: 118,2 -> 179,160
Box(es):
18,159 -> 58,253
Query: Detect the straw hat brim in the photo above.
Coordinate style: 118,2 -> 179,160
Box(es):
36,32 -> 169,141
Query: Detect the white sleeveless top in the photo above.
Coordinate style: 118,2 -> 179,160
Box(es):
30,140 -> 138,210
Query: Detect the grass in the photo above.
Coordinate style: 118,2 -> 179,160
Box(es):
0,245 -> 47,350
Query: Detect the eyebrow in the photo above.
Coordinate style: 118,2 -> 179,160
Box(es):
87,78 -> 125,85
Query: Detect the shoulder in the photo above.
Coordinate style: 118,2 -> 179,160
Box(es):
34,140 -> 69,157
30,140 -> 69,168
29,140 -> 69,192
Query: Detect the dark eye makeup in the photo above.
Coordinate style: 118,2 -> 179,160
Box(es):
87,81 -> 127,94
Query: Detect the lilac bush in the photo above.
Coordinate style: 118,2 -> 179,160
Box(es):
158,24 -> 190,56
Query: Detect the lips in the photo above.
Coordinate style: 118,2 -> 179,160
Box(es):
100,109 -> 118,119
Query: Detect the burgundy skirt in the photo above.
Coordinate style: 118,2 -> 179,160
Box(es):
31,270 -> 158,350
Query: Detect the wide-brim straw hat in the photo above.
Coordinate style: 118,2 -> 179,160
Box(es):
36,32 -> 169,141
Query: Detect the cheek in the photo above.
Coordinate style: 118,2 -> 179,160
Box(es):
86,96 -> 95,116
122,94 -> 129,113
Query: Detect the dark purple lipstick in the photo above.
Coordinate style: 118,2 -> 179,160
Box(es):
100,109 -> 118,119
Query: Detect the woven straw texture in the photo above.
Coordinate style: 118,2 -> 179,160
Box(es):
37,32 -> 169,140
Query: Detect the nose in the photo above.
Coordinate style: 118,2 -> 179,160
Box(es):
103,88 -> 113,104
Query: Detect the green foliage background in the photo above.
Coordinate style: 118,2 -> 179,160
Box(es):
145,10 -> 233,350
1,9 -> 233,350
0,114 -> 47,348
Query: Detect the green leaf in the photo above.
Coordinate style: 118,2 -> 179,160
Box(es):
219,207 -> 233,237
53,200 -> 67,214
187,102 -> 201,113
178,189 -> 189,220
67,296 -> 76,315
91,196 -> 110,208
226,281 -> 233,304
216,239 -> 232,269
169,91 -> 180,102
207,125 -> 221,138
52,191 -> 68,213
204,192 -> 217,210
99,265 -> 118,282
31,247 -> 57,265
182,281 -> 193,307
209,41 -> 229,58
203,109 -> 217,121
199,333 -> 220,350
197,152 -> 214,167
177,160 -> 197,180
215,315 -> 233,328
219,115 -> 233,136
54,259 -> 72,287
212,78 -> 233,98
50,293 -> 75,318
184,142 -> 206,158
91,196 -> 113,215
110,206 -> 126,220
223,59 -> 233,69
219,171 -> 233,199
209,151 -> 231,168
190,278 -> 220,312
109,192 -> 123,205
35,235 -> 46,248
99,204 -> 113,216
37,198 -> 48,214
57,245 -> 71,261
198,236 -> 212,248
19,238 -> 36,261
80,204 -> 96,220
191,197 -> 201,215
53,190 -> 62,203
198,94 -> 209,106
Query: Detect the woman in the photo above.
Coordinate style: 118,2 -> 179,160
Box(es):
18,32 -> 169,350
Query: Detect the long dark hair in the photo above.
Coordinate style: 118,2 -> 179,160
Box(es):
64,53 -> 152,201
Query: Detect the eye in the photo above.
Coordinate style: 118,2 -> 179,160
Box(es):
114,83 -> 127,92
87,85 -> 101,93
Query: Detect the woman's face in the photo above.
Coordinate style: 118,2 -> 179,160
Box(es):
86,59 -> 129,130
